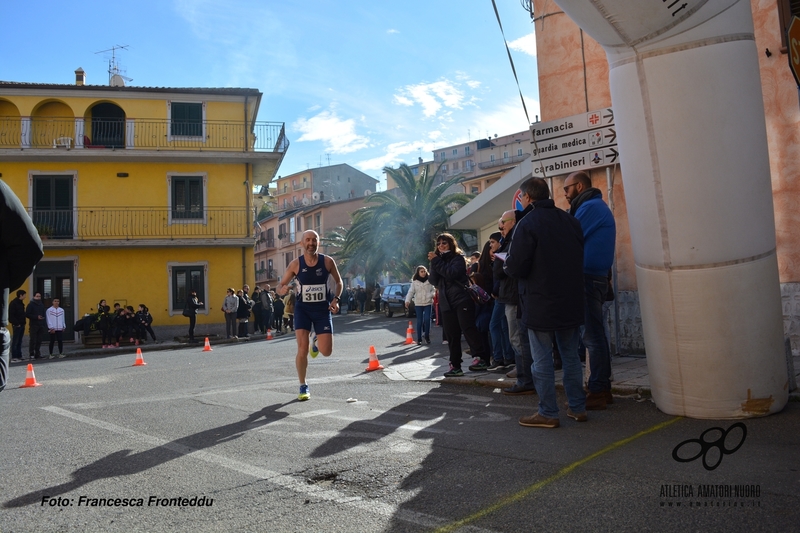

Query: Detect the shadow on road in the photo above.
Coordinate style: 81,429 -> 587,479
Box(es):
3,403 -> 290,508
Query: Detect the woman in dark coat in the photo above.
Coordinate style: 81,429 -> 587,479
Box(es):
428,232 -> 487,376
184,290 -> 204,343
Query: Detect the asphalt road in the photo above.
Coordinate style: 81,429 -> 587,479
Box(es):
2,313 -> 799,532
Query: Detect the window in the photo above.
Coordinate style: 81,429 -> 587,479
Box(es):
442,164 -> 448,173
453,161 -> 459,170
465,160 -> 473,170
471,185 -> 480,194
285,251 -> 294,267
412,167 -> 418,175
170,174 -> 205,221
440,151 -> 446,161
315,213 -> 321,231
503,151 -> 510,160
169,101 -> 204,138
279,223 -> 287,240
452,148 -> 458,156
31,173 -> 74,238
169,262 -> 207,314
465,146 -> 471,155
490,154 -> 496,162
518,148 -> 523,156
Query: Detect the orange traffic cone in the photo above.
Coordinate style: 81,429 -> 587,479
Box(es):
408,320 -> 415,333
404,326 -> 414,345
133,348 -> 147,366
20,363 -> 42,388
203,337 -> 213,351
266,329 -> 273,340
365,345 -> 384,371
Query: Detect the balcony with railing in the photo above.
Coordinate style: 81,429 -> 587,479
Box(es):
255,269 -> 278,283
255,237 -> 276,251
292,181 -> 311,191
0,117 -> 288,153
478,153 -> 530,170
29,207 -> 249,241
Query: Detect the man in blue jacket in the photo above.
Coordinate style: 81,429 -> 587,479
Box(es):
504,177 -> 586,428
564,171 -> 616,410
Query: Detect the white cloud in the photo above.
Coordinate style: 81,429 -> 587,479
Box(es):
387,28 -> 399,34
355,141 -> 432,172
293,110 -> 369,154
394,79 -> 468,118
508,32 -> 537,57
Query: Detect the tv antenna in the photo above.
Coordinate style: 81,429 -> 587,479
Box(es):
95,45 -> 133,86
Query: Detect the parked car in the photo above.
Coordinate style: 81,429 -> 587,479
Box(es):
382,283 -> 415,317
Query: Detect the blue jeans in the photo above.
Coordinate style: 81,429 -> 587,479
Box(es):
11,323 -> 24,359
584,274 -> 611,394
489,301 -> 514,363
415,304 -> 432,342
528,327 -> 586,418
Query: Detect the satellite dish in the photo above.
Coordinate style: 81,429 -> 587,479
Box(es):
364,189 -> 372,196
302,197 -> 310,206
312,192 -> 320,201
110,74 -> 126,87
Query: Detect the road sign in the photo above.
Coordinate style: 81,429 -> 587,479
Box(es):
530,107 -> 618,177
789,16 -> 800,86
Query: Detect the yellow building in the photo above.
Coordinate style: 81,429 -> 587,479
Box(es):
0,71 -> 287,338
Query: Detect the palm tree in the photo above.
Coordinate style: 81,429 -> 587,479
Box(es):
334,162 -> 472,283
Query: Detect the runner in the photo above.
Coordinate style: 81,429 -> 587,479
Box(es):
276,230 -> 343,401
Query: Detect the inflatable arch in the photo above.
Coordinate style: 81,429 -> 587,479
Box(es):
552,0 -> 789,418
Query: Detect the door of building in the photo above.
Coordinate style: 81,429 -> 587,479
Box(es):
34,261 -> 75,339
32,175 -> 73,239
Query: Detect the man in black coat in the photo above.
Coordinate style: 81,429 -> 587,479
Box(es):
1,179 -> 44,391
9,290 -> 27,362
504,177 -> 586,428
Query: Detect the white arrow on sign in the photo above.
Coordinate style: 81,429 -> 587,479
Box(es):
531,146 -> 620,177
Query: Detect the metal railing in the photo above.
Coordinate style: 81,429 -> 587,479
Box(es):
29,207 -> 250,240
292,182 -> 311,191
0,117 -> 288,153
255,269 -> 278,282
255,237 -> 276,251
478,153 -> 530,170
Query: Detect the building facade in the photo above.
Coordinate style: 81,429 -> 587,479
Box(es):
253,164 -> 377,289
0,72 -> 287,338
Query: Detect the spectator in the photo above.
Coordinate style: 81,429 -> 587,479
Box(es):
283,288 -> 295,331
405,265 -> 436,344
428,232 -> 487,376
564,170 -> 617,410
184,290 -> 204,343
25,292 -> 46,360
260,284 -> 274,334
222,288 -> 239,338
271,289 -> 284,333
504,177 -> 586,428
373,282 -> 382,312
9,290 -> 26,362
494,210 -> 534,394
46,298 -> 66,358
236,289 -> 250,338
485,231 -> 515,372
468,251 -> 480,275
356,287 -> 367,316
136,304 -> 156,343
470,239 -> 496,370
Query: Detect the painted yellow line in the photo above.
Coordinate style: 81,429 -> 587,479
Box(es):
434,416 -> 683,533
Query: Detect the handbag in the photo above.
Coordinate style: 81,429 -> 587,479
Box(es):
182,308 -> 192,317
466,283 -> 491,305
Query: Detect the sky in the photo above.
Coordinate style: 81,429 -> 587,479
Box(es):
1,0 -> 539,190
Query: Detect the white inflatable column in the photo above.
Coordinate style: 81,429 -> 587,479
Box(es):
552,0 -> 788,418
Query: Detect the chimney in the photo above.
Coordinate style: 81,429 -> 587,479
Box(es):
75,68 -> 85,86
418,157 -> 423,164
